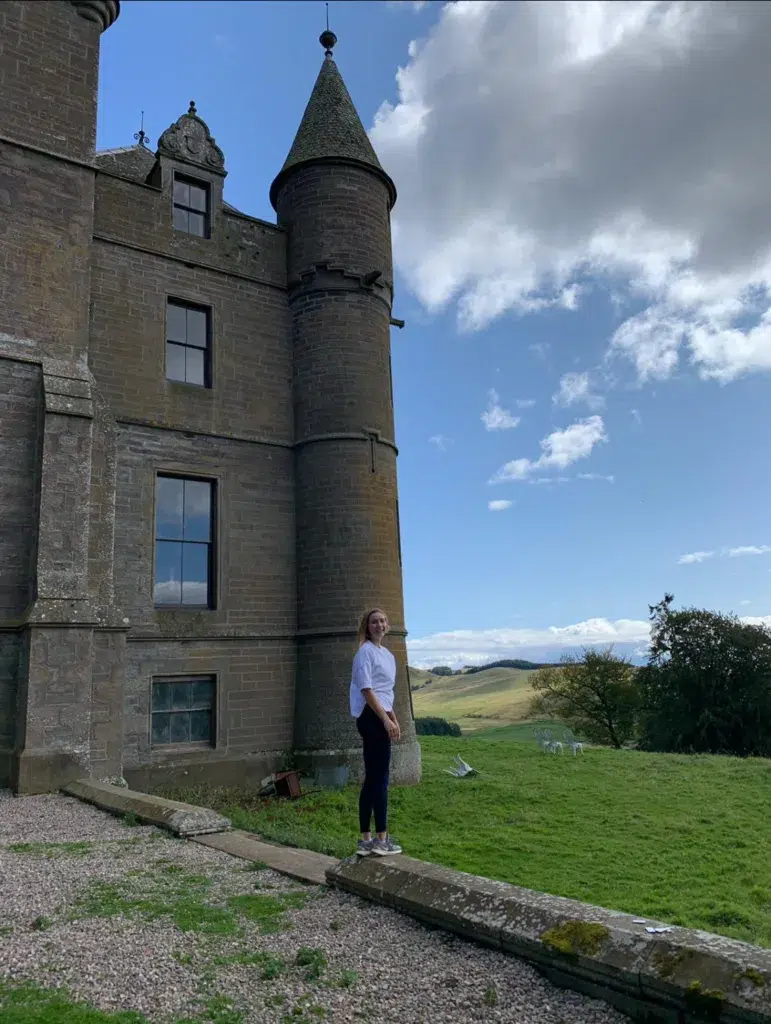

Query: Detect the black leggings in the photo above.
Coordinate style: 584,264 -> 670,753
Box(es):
356,705 -> 392,835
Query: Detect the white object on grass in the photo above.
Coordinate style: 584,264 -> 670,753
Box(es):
443,754 -> 479,778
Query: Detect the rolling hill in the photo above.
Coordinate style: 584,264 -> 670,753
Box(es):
408,666 -> 537,733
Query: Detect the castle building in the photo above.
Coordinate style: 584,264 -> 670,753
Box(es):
0,0 -> 421,795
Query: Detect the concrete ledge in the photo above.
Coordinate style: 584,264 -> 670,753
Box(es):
63,779 -> 231,837
327,856 -> 771,1024
192,830 -> 337,886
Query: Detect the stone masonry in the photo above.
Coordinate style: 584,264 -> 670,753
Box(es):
0,1 -> 421,794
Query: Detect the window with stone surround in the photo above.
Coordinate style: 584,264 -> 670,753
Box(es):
172,174 -> 210,238
154,475 -> 215,608
166,299 -> 211,387
151,676 -> 215,747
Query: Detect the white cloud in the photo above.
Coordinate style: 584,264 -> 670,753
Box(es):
742,615 -> 771,628
516,398 -> 536,409
407,611 -> 771,668
429,434 -> 451,451
407,616 -> 651,668
678,551 -> 714,565
577,473 -> 614,482
488,499 -> 512,511
630,408 -> 642,424
481,389 -> 520,430
553,371 -> 605,411
490,415 -> 607,483
387,0 -> 430,11
678,544 -> 771,564
371,2 -> 771,382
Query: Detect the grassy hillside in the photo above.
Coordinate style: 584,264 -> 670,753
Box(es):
410,666 -> 536,732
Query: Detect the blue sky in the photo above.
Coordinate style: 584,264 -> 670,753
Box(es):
99,1 -> 771,667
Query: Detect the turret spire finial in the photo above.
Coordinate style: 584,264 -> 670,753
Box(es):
320,3 -> 337,56
133,110 -> 150,149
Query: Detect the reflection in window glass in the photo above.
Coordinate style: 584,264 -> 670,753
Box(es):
165,300 -> 211,388
154,476 -> 214,608
172,174 -> 209,238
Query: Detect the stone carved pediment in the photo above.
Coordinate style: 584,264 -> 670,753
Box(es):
157,101 -> 226,175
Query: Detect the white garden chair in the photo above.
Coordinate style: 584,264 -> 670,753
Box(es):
563,729 -> 584,756
543,728 -> 563,754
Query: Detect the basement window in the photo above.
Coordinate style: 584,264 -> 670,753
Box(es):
151,676 -> 215,746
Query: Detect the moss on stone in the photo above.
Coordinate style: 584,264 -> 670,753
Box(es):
540,920 -> 610,959
735,968 -> 766,989
651,948 -> 685,979
684,980 -> 725,1022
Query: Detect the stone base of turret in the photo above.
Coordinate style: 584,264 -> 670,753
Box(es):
294,736 -> 422,787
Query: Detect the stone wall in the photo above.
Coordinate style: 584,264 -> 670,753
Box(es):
0,1 -> 102,162
0,360 -> 41,621
0,634 -> 21,787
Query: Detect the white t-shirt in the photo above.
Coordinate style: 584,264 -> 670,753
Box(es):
349,641 -> 396,718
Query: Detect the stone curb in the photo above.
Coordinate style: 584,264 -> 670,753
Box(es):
326,855 -> 771,1024
191,829 -> 337,886
63,779 -> 231,837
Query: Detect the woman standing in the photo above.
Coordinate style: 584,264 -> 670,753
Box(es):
350,608 -> 403,857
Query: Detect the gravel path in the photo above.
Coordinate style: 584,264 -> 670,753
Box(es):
0,790 -> 632,1024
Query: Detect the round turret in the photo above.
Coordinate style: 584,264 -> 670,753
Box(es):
272,39 -> 420,785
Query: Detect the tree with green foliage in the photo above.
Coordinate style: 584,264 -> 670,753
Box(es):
529,647 -> 640,748
429,666 -> 454,676
639,594 -> 771,756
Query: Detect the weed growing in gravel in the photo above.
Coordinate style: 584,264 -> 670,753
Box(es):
8,841 -> 92,858
212,950 -> 286,979
225,891 -> 308,934
0,980 -> 147,1023
242,860 -> 270,871
31,915 -> 52,931
73,871 -> 237,936
72,868 -> 309,939
281,993 -> 328,1022
484,983 -> 499,1007
336,969 -> 359,988
294,947 -> 327,981
265,994 -> 287,1009
184,994 -> 245,1024
121,812 -> 140,828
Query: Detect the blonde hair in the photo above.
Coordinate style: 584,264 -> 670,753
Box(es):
357,608 -> 388,648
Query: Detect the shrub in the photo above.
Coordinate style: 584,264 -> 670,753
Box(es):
415,716 -> 462,737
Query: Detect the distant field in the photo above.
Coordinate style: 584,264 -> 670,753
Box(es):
410,666 -> 536,732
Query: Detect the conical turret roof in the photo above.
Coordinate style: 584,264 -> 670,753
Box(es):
270,42 -> 396,210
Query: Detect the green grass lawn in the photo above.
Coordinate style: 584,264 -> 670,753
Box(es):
166,736 -> 771,950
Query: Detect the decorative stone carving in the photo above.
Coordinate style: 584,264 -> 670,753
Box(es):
70,1 -> 120,32
156,101 -> 226,175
